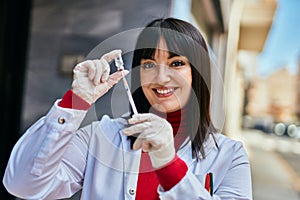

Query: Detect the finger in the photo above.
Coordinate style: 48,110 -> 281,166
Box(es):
129,113 -> 157,124
101,49 -> 122,63
76,60 -> 95,79
133,137 -> 143,150
94,60 -> 103,85
93,70 -> 129,97
122,122 -> 151,136
101,59 -> 110,82
141,128 -> 160,139
104,70 -> 129,88
86,61 -> 96,81
141,142 -> 152,152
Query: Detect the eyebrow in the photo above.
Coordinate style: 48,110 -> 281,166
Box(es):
168,52 -> 181,59
141,52 -> 182,60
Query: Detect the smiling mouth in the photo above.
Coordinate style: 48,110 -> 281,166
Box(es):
152,88 -> 177,97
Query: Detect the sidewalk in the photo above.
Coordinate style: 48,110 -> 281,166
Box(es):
240,129 -> 300,200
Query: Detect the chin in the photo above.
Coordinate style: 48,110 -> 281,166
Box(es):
152,104 -> 180,113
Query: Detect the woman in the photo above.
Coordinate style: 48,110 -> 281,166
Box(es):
3,18 -> 252,199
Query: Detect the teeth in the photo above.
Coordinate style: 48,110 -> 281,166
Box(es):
156,88 -> 174,94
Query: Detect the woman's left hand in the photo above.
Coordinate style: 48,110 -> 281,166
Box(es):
122,113 -> 176,169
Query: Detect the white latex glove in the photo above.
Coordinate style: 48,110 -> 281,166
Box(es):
72,49 -> 129,104
122,113 -> 176,169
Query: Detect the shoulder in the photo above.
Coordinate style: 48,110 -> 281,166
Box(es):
214,133 -> 249,164
215,133 -> 244,148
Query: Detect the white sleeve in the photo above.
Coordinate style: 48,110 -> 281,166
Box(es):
3,100 -> 88,199
158,142 -> 252,200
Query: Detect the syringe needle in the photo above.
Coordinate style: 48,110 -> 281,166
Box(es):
120,70 -> 138,115
115,54 -> 138,115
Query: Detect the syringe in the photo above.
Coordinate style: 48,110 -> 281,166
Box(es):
115,55 -> 138,115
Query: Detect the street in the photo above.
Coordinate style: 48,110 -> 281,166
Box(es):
241,129 -> 300,200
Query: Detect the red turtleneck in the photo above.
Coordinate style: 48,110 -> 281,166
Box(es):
59,90 -> 188,199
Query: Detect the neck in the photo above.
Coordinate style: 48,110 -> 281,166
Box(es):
151,108 -> 187,137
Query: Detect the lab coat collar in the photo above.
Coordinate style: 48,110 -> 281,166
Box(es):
177,133 -> 217,165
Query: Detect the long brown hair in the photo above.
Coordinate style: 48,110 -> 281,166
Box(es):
131,18 -> 217,159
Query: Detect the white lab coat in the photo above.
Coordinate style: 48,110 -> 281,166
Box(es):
3,100 -> 252,200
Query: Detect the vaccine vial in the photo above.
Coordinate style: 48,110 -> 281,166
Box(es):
115,55 -> 124,71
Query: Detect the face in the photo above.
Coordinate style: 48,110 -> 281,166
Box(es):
140,37 -> 192,113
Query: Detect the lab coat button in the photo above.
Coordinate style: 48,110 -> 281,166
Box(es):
129,188 -> 135,195
58,117 -> 66,124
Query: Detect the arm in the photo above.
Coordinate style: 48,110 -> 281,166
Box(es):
3,50 -> 127,199
3,101 -> 88,199
157,142 -> 252,200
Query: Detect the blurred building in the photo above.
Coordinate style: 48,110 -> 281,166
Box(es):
247,67 -> 297,122
191,0 -> 277,137
265,68 -> 297,122
297,57 -> 300,119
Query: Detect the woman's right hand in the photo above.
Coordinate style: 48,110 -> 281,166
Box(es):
72,49 -> 129,105
122,113 -> 176,169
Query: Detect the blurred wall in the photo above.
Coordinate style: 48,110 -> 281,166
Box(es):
1,0 -> 31,198
22,0 -> 172,131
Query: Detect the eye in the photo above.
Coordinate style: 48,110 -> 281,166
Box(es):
171,60 -> 185,67
142,62 -> 156,69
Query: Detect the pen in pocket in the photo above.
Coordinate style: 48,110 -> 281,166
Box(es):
205,172 -> 213,196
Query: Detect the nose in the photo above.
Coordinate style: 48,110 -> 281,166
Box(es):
156,65 -> 171,84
